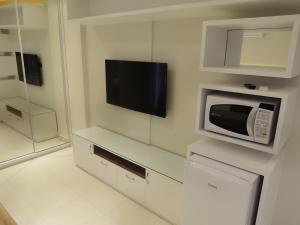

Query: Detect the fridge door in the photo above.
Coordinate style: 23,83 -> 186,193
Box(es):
183,158 -> 260,225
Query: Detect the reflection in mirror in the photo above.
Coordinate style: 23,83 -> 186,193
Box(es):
17,0 -> 70,152
0,2 -> 34,162
225,28 -> 292,70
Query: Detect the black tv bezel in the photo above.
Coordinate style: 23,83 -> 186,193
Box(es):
16,52 -> 43,87
105,59 -> 168,118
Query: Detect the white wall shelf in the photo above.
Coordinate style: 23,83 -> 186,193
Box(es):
200,14 -> 300,78
66,0 -> 300,26
196,83 -> 298,154
0,4 -> 48,29
187,138 -> 285,225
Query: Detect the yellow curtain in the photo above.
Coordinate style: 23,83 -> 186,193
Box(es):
0,0 -> 44,5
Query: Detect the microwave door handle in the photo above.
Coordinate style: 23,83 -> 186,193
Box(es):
247,107 -> 257,137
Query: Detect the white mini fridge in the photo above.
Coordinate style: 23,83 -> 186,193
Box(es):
183,154 -> 261,225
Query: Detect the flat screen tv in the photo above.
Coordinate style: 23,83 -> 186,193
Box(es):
105,59 -> 167,118
16,52 -> 43,86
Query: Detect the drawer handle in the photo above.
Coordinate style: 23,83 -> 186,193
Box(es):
125,174 -> 135,182
89,145 -> 93,155
100,161 -> 108,167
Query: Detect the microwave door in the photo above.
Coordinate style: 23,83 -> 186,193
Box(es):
246,107 -> 258,137
209,104 -> 255,140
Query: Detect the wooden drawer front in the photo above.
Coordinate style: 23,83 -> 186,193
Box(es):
92,155 -> 118,187
73,135 -> 94,172
117,168 -> 146,203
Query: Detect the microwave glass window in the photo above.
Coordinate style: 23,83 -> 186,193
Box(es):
209,105 -> 253,135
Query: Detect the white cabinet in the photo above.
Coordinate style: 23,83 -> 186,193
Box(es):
73,131 -> 184,225
116,168 -> 146,203
145,169 -> 183,225
183,155 -> 260,225
73,135 -> 94,172
31,112 -> 58,142
73,135 -> 119,187
1,97 -> 58,142
3,107 -> 31,137
92,155 -> 118,188
188,139 -> 285,225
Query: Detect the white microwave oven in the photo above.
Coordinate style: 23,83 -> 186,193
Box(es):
204,94 -> 280,145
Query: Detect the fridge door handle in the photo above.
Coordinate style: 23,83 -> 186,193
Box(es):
189,161 -> 248,185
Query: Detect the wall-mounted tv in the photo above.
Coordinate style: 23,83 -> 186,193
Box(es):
105,59 -> 167,118
16,52 -> 43,86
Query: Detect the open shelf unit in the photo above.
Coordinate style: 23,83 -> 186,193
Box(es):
0,3 -> 47,29
196,83 -> 298,154
66,0 -> 300,26
200,14 -> 300,78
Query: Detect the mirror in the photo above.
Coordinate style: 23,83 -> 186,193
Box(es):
17,0 -> 70,152
0,2 -> 34,162
225,28 -> 293,69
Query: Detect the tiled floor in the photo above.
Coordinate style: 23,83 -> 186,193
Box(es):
0,122 -> 68,162
0,148 -> 171,225
0,123 -> 33,162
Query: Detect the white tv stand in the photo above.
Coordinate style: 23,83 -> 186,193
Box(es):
73,126 -> 185,225
0,97 -> 58,142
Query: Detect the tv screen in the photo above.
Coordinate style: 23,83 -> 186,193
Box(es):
105,59 -> 167,118
16,52 -> 43,86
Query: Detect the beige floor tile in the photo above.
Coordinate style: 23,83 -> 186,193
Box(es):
0,149 -> 169,225
105,200 -> 159,225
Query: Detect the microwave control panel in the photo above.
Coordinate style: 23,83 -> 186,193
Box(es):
254,103 -> 276,144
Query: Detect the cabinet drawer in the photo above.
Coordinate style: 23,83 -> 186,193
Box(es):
117,168 -> 146,203
145,169 -> 183,225
92,155 -> 118,187
4,111 -> 31,137
73,135 -> 94,172
31,112 -> 58,142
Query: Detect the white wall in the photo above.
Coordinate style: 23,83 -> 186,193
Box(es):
47,0 -> 69,138
17,30 -> 56,109
15,1 -> 70,139
63,23 -> 88,132
89,0 -> 213,16
240,28 -> 292,68
84,19 -> 231,155
81,18 -> 300,224
0,2 -> 69,140
0,31 -> 22,100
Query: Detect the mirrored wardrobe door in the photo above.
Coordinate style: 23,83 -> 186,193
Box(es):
0,0 -> 34,162
16,0 -> 70,152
